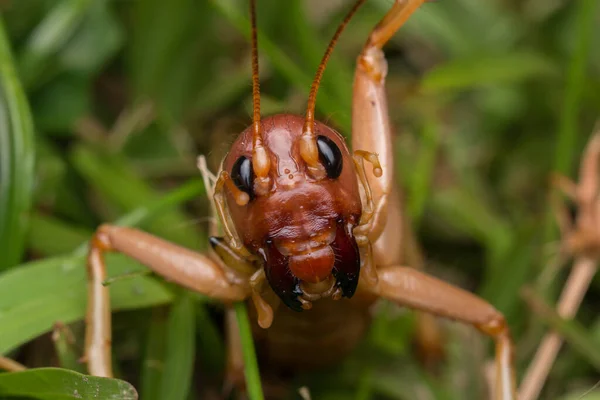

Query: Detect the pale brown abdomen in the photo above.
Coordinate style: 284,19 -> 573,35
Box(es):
250,294 -> 376,370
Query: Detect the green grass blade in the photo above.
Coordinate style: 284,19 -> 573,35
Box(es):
407,118 -> 441,223
72,178 -> 205,256
541,0 -> 598,285
70,145 -> 204,248
158,292 -> 196,400
28,212 -> 91,256
234,301 -> 264,400
17,0 -> 92,89
554,0 -> 598,175
195,304 -> 225,375
0,16 -> 36,271
0,367 -> 137,400
140,309 -> 168,400
421,52 -> 557,93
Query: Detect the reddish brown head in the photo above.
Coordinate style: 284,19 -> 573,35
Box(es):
222,115 -> 362,311
217,0 -> 367,311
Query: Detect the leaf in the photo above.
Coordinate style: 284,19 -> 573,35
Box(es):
0,254 -> 173,355
0,367 -> 138,400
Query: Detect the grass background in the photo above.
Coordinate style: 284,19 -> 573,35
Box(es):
1,0 -> 599,399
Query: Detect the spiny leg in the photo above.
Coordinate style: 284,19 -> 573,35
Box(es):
86,225 -> 249,377
368,266 -> 516,400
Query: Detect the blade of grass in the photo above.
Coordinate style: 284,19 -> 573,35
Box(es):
195,304 -> 225,375
158,291 -> 196,400
553,0 -> 598,176
17,0 -> 92,89
28,212 -> 91,256
280,0 -> 353,111
72,178 -> 206,256
421,51 -> 557,94
407,118 -> 441,223
541,0 -> 598,267
0,17 -> 36,271
234,301 -> 264,400
140,308 -> 168,400
70,145 -> 204,249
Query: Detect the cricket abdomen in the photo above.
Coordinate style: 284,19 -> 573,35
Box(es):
250,293 -> 376,370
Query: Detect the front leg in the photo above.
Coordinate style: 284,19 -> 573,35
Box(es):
87,225 -> 250,377
368,266 -> 516,400
352,0 -> 444,362
352,0 -> 427,267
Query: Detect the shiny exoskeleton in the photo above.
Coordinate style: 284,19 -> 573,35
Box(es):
223,115 -> 362,311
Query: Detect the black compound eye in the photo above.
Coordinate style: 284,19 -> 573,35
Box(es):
231,156 -> 255,200
316,135 -> 343,179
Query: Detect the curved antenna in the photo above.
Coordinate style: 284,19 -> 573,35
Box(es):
300,0 -> 366,176
249,0 -> 271,194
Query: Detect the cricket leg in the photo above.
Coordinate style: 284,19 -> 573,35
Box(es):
86,225 -> 250,377
352,0 -> 443,361
369,266 -> 516,400
352,0 -> 427,265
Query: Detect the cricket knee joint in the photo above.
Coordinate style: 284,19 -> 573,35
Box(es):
358,47 -> 388,83
477,314 -> 510,339
90,224 -> 119,252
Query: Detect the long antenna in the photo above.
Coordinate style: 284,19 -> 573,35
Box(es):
250,0 -> 261,140
300,0 -> 366,175
249,0 -> 271,194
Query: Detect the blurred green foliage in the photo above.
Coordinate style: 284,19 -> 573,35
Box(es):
0,0 -> 599,399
